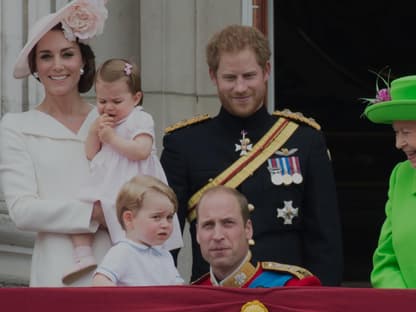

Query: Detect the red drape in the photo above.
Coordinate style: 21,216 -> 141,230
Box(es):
1,285 -> 416,311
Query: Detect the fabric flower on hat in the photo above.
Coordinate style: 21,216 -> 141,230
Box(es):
61,0 -> 108,43
361,67 -> 392,105
374,87 -> 391,103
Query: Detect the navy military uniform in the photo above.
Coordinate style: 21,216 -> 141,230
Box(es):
161,105 -> 343,286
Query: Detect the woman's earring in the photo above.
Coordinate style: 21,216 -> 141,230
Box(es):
33,72 -> 39,79
80,68 -> 85,75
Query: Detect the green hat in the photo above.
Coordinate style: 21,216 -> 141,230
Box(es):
364,75 -> 416,124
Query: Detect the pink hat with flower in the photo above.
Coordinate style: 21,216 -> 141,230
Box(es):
364,75 -> 416,124
13,0 -> 108,79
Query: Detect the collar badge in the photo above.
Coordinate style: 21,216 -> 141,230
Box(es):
234,272 -> 247,286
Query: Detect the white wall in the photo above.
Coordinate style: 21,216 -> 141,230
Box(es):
0,0 -> 243,285
140,0 -> 242,282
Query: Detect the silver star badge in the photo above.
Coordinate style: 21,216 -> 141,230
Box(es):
277,200 -> 299,224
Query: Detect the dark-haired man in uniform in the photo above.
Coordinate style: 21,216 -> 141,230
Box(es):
160,24 -> 343,286
193,186 -> 321,287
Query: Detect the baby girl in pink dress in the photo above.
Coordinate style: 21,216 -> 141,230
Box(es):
62,59 -> 183,284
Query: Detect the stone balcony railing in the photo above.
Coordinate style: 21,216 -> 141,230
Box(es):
0,198 -> 33,287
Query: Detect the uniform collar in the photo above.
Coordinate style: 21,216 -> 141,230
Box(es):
216,105 -> 271,133
210,251 -> 258,287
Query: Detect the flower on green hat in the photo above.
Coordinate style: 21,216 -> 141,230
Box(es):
361,67 -> 392,105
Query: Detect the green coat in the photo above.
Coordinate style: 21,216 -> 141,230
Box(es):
371,161 -> 416,288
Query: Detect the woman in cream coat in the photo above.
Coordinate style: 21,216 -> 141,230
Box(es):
0,0 -> 111,286
364,74 -> 416,288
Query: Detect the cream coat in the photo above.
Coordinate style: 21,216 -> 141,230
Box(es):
0,109 -> 111,286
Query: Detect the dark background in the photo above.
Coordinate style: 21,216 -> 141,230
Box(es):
274,1 -> 411,284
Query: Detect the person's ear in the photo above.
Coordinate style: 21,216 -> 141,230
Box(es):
123,211 -> 134,228
263,61 -> 271,82
133,91 -> 142,105
196,222 -> 201,245
209,69 -> 218,86
245,219 -> 253,240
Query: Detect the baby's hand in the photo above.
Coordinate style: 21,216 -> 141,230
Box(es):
90,114 -> 114,136
99,113 -> 115,129
98,126 -> 116,144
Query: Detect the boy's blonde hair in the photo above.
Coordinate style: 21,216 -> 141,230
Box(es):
116,175 -> 178,230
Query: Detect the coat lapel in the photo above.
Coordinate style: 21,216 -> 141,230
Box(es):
19,108 -> 98,141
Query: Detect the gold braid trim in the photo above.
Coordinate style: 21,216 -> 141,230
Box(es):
273,109 -> 321,130
187,117 -> 299,222
260,262 -> 313,279
164,114 -> 210,133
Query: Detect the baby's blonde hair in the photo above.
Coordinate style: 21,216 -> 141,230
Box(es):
95,58 -> 143,105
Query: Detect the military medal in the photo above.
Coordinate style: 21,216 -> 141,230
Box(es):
272,172 -> 283,186
277,200 -> 299,224
235,130 -> 253,156
267,158 -> 282,185
280,157 -> 292,185
290,156 -> 303,184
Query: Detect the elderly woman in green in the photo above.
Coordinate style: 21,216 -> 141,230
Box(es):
364,75 -> 416,288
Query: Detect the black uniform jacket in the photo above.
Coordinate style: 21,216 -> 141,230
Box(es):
161,105 -> 343,286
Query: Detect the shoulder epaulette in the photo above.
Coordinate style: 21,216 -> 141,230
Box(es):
272,109 -> 321,130
164,114 -> 211,133
260,261 -> 314,280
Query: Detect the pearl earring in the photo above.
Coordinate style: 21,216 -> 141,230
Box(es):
80,68 -> 85,75
33,72 -> 39,78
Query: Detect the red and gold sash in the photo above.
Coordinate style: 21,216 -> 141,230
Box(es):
187,117 -> 298,222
